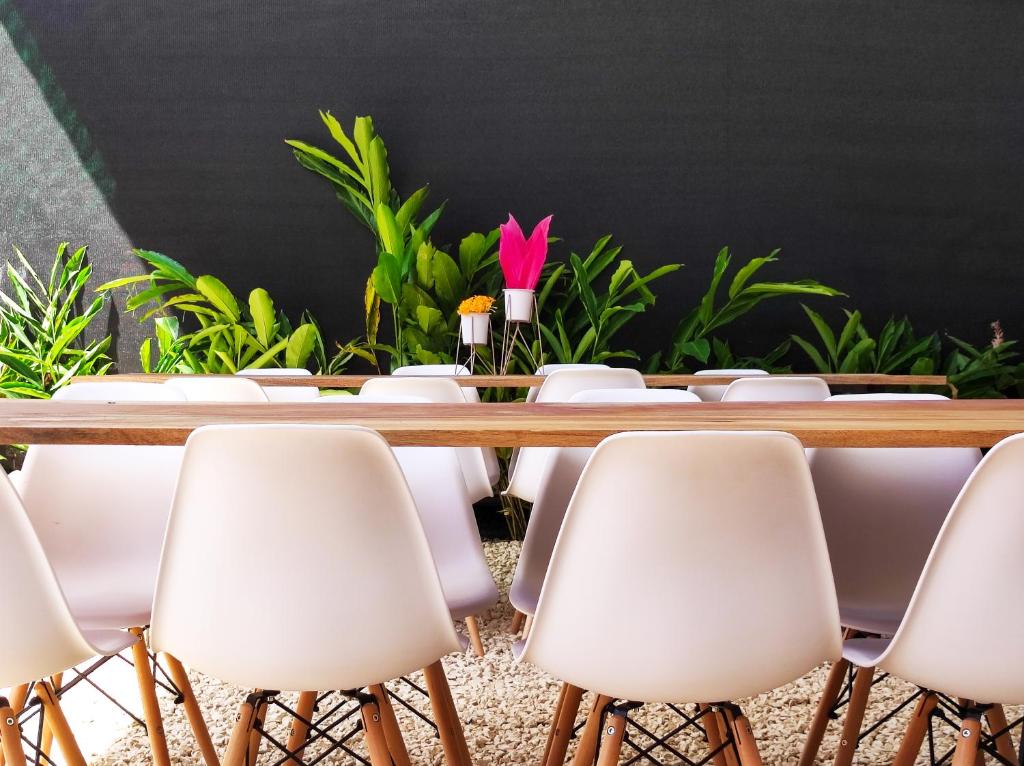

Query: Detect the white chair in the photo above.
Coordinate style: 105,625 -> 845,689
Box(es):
164,376 -> 269,402
0,468 -> 138,766
687,368 -> 768,402
838,432 -> 1024,765
359,376 -> 494,502
799,394 -> 982,766
721,375 -> 830,402
525,363 -> 610,403
315,394 -> 499,655
505,368 -> 645,502
509,388 -> 701,620
15,382 -> 217,764
518,431 -> 841,766
150,424 -> 470,765
392,363 -> 500,485
236,368 -> 319,401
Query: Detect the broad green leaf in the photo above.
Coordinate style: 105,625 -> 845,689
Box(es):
431,250 -> 466,305
133,249 -> 196,288
396,186 -> 429,233
249,288 -> 276,347
375,204 -> 402,258
195,275 -> 240,321
367,136 -> 391,207
372,252 -> 403,304
728,251 -> 779,299
320,110 -> 364,169
286,324 -> 318,369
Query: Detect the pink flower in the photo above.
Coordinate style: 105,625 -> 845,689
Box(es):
499,214 -> 553,290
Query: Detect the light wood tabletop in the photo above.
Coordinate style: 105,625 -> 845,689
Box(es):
0,399 -> 1017,448
72,372 -> 952,390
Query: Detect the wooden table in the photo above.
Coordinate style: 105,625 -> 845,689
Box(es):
73,372 -> 952,391
0,399 -> 1018,448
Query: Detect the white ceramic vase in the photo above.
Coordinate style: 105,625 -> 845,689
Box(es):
504,288 -> 535,322
460,312 -> 491,345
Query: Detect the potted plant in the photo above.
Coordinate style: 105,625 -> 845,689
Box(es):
458,295 -> 495,345
499,214 -> 553,322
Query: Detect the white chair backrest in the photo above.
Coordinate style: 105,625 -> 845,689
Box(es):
505,368 -> 645,502
809,394 -> 980,635
164,376 -> 269,402
18,384 -> 187,624
236,368 -> 319,402
359,377 -> 494,501
569,388 -> 701,404
150,425 -> 461,692
509,388 -> 699,615
520,431 -> 841,704
721,376 -> 830,402
526,363 -> 611,402
876,433 -> 1024,704
0,471 -> 105,688
393,364 -> 471,376
687,369 -> 768,402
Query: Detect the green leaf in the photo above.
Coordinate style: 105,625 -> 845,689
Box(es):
375,204 -> 402,258
790,334 -> 831,373
396,186 -> 429,233
728,251 -> 779,299
801,305 -> 837,363
133,249 -> 196,288
372,252 -> 403,304
249,288 -> 276,347
286,324 -> 318,369
431,250 -> 466,305
320,110 -> 364,170
698,248 -> 731,326
415,305 -> 443,333
367,136 -> 392,207
195,275 -> 240,321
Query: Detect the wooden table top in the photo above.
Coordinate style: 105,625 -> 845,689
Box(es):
0,399 -> 1017,448
73,372 -> 951,389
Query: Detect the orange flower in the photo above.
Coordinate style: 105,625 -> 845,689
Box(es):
458,295 -> 495,315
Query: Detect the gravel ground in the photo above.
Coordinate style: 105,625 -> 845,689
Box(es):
86,541 -> 998,765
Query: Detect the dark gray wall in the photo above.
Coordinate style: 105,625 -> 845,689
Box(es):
7,0 -> 1024,366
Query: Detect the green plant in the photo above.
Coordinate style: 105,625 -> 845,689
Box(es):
652,248 -> 843,372
943,323 -> 1020,399
514,235 -> 680,367
287,112 -> 446,368
0,243 -> 112,398
99,249 -> 327,373
791,308 -> 941,375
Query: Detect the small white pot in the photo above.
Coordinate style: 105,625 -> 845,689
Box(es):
460,312 -> 491,345
504,288 -> 535,322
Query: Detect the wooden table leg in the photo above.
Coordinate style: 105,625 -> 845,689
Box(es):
369,684 -> 411,766
423,660 -> 473,766
833,666 -> 874,766
0,697 -> 27,766
892,692 -> 938,766
286,691 -> 317,760
799,658 -> 849,766
129,627 -> 171,766
595,709 -> 626,766
573,694 -> 613,766
34,681 -> 86,766
163,653 -> 219,766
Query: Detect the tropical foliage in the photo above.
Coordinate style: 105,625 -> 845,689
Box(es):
99,249 -> 326,374
0,243 -> 112,398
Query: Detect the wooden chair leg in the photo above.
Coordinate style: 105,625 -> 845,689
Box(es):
33,681 -> 87,766
465,617 -> 485,657
892,692 -> 939,766
0,697 -> 27,766
129,627 -> 171,766
369,684 -> 411,766
422,660 -> 472,766
522,614 -> 535,640
724,706 -> 764,766
286,691 -> 317,760
541,683 -> 584,766
799,658 -> 850,766
0,686 -> 30,766
246,695 -> 268,766
222,697 -> 258,766
510,610 -> 526,634
833,666 -> 874,766
163,653 -> 219,766
698,704 -> 729,766
360,699 -> 393,766
986,704 -> 1018,765
595,709 -> 627,766
39,673 -> 61,760
952,711 -> 983,766
716,707 -> 741,766
573,694 -> 613,766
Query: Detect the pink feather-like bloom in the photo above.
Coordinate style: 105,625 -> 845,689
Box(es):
499,214 -> 553,290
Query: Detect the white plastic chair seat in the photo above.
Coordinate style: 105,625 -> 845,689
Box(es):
842,637 -> 892,668
721,375 -> 830,402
